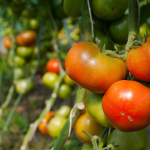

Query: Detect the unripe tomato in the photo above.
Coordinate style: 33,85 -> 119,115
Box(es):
74,109 -> 104,146
47,116 -> 67,138
38,111 -> 55,135
15,79 -> 34,94
14,55 -> 26,67
14,68 -> 24,79
42,72 -> 58,89
29,18 -> 40,30
58,84 -> 72,99
16,30 -> 37,46
126,41 -> 150,82
65,42 -> 127,93
107,129 -> 147,150
46,59 -> 60,74
16,46 -> 33,58
139,23 -> 150,39
3,36 -> 12,49
81,144 -> 93,150
64,74 -> 76,86
90,0 -> 128,21
86,92 -> 113,128
102,80 -> 150,132
56,105 -> 71,118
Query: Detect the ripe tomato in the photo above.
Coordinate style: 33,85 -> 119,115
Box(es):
74,109 -> 104,146
108,14 -> 129,45
46,59 -> 60,74
107,129 -> 147,150
58,83 -> 72,99
38,111 -> 55,135
65,42 -> 127,93
90,0 -> 128,21
126,41 -> 150,82
16,30 -> 37,46
42,72 -> 58,89
3,36 -> 12,49
56,105 -> 71,118
86,92 -> 113,128
16,46 -> 33,58
47,116 -> 67,138
102,80 -> 150,132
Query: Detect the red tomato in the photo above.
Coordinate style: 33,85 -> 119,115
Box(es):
3,36 -> 12,49
65,42 -> 127,93
46,59 -> 60,73
16,30 -> 37,46
126,41 -> 150,82
102,80 -> 150,132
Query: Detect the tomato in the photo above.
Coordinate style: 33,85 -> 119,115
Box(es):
15,79 -> 34,94
108,14 -> 129,45
86,92 -> 113,128
56,105 -> 71,118
14,68 -> 24,79
16,30 -> 37,46
139,23 -> 150,39
107,129 -> 147,150
126,41 -> 150,82
38,111 -> 55,135
81,144 -> 93,150
64,74 -> 76,86
94,29 -> 114,50
63,0 -> 83,18
46,59 -> 60,74
58,84 -> 72,99
14,55 -> 26,67
29,18 -> 40,30
16,46 -> 33,58
42,72 -> 58,89
65,42 -> 127,93
47,116 -> 67,138
102,80 -> 150,132
3,36 -> 12,49
90,0 -> 128,21
74,109 -> 104,146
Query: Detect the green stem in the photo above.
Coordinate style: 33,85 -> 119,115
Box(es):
53,88 -> 86,150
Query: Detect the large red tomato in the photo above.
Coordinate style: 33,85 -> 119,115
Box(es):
102,80 -> 150,132
65,42 -> 127,93
126,41 -> 150,82
16,30 -> 37,46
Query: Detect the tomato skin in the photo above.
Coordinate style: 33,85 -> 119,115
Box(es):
14,55 -> 26,67
29,18 -> 40,30
139,23 -> 150,39
16,30 -> 37,46
65,42 -> 127,93
56,105 -> 71,118
46,59 -> 60,74
74,109 -> 104,146
90,0 -> 128,21
3,36 -> 12,49
102,80 -> 150,132
126,42 -> 150,82
107,129 -> 147,150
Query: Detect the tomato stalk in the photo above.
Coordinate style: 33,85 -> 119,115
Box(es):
52,88 -> 86,150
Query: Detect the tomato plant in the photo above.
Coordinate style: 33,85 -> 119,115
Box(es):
102,80 -> 150,132
14,68 -> 24,79
139,23 -> 150,39
126,41 -> 150,82
65,42 -> 127,93
81,144 -> 93,150
3,36 -> 12,49
64,74 -> 76,86
46,59 -> 60,74
16,46 -> 33,58
107,129 -> 147,150
14,55 -> 26,67
74,109 -> 104,146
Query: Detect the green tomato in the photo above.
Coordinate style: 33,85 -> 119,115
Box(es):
29,18 -> 40,30
15,79 -> 34,94
56,105 -> 71,118
14,55 -> 26,67
94,29 -> 114,50
42,72 -> 58,89
58,84 -> 72,99
90,0 -> 128,21
14,68 -> 24,79
47,116 -> 67,138
17,46 -> 33,58
107,129 -> 147,150
63,0 -> 83,18
64,74 -> 76,86
139,23 -> 150,39
86,92 -> 113,128
82,144 -> 93,150
32,46 -> 46,59
108,14 -> 129,45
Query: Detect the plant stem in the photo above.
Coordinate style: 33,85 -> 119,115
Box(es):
52,88 -> 86,150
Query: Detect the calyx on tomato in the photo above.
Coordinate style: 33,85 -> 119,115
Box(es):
65,42 -> 127,93
102,80 -> 150,132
